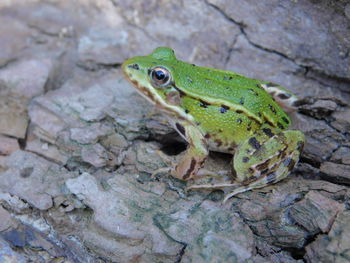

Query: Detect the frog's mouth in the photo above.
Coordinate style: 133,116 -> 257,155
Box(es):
122,63 -> 194,122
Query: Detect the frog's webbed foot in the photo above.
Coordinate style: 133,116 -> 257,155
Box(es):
224,129 -> 305,202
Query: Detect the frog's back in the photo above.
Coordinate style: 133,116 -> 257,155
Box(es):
171,60 -> 291,130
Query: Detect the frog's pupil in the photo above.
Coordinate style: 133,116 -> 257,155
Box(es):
155,70 -> 165,80
151,67 -> 171,87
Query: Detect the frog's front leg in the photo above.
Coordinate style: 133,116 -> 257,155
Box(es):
171,124 -> 209,181
224,128 -> 305,201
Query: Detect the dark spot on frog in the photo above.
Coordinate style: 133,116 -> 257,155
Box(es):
215,139 -> 223,147
199,100 -> 209,108
297,141 -> 304,152
187,76 -> 193,83
256,159 -> 270,171
266,172 -> 276,183
262,127 -> 274,137
242,157 -> 249,163
260,168 -> 269,175
282,116 -> 290,124
185,109 -> 190,114
283,158 -> 296,171
20,167 -> 34,178
248,88 -> 259,96
248,137 -> 261,150
204,133 -> 211,139
223,76 -> 233,80
247,124 -> 252,131
191,64 -> 196,67
264,117 -> 275,127
278,93 -> 291,100
237,118 -> 242,124
268,104 -> 276,114
128,64 -> 140,70
258,112 -> 262,117
256,84 -> 264,90
277,122 -> 284,129
266,82 -> 279,87
183,158 -> 197,180
228,147 -> 234,151
240,97 -> 245,105
220,105 -> 229,113
195,121 -> 201,126
236,110 -> 243,114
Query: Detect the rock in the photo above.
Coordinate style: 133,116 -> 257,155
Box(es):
0,238 -> 26,263
289,191 -> 344,233
65,172 -> 258,262
331,108 -> 350,134
305,210 -> 350,263
299,99 -> 338,119
320,162 -> 350,185
331,147 -> 350,165
0,16 -> 30,67
29,103 -> 67,144
81,143 -> 109,168
70,123 -> 113,144
0,59 -> 52,98
0,84 -> 29,139
207,0 -> 350,79
0,206 -> 12,232
25,138 -> 68,165
0,136 -> 20,156
0,151 -> 72,210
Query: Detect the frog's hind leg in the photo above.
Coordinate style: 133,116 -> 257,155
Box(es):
259,83 -> 299,112
226,129 -> 305,202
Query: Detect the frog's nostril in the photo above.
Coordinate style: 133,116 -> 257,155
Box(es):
128,63 -> 140,70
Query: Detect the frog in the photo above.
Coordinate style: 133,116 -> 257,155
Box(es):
122,47 -> 305,202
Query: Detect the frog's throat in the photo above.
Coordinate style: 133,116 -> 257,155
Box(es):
125,75 -> 194,123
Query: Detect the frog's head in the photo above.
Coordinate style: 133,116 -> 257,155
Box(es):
122,47 -> 184,111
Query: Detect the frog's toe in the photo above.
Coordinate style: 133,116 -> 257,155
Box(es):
186,182 -> 240,191
151,167 -> 172,179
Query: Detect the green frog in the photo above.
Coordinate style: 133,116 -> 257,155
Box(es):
122,47 -> 305,202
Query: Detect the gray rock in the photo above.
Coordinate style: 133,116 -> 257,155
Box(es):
0,238 -> 26,263
0,151 -> 72,210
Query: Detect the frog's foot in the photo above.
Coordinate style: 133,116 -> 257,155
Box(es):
227,129 -> 305,202
187,182 -> 240,191
151,167 -> 172,179
259,83 -> 299,112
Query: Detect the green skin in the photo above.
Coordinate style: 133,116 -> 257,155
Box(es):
122,47 -> 305,202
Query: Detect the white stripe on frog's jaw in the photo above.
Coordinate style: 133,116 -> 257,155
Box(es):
122,63 -> 195,123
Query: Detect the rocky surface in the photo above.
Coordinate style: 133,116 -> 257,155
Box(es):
0,0 -> 349,262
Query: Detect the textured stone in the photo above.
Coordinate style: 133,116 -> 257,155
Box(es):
0,206 -> 12,232
320,162 -> 350,185
331,108 -> 350,134
331,147 -> 350,165
0,238 -> 26,263
305,210 -> 350,263
289,191 -> 344,233
0,136 -> 20,156
208,0 -> 350,79
0,151 -> 72,210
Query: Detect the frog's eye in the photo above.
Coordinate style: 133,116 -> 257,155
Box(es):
150,67 -> 171,87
